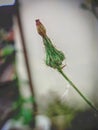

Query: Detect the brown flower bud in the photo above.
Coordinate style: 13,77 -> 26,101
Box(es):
36,19 -> 46,37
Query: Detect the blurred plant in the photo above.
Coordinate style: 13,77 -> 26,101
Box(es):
0,29 -> 16,57
45,94 -> 76,127
35,19 -> 98,113
12,96 -> 34,125
0,29 -> 14,42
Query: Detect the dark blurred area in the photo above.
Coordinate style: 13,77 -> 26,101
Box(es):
81,0 -> 98,18
0,1 -> 36,130
0,0 -> 18,30
0,0 -> 20,129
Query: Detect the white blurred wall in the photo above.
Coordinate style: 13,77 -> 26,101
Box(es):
15,0 -> 98,109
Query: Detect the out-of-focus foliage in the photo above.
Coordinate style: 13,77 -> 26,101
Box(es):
45,94 -> 76,127
12,96 -> 34,125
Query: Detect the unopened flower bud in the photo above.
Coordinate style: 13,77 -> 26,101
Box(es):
36,19 -> 65,69
36,19 -> 46,37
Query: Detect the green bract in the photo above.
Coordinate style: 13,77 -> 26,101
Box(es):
43,36 -> 65,69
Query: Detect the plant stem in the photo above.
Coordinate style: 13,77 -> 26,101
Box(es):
57,67 -> 98,113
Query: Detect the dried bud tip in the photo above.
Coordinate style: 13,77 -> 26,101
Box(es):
35,19 -> 40,25
35,19 -> 46,37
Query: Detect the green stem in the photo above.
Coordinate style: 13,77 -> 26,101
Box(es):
57,67 -> 98,113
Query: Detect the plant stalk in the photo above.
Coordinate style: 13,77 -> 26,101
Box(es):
57,67 -> 98,113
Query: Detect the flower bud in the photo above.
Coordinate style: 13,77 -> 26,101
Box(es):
36,19 -> 46,37
36,19 -> 65,69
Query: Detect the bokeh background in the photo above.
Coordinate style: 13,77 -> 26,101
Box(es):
0,0 -> 98,130
16,0 -> 98,109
